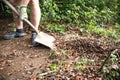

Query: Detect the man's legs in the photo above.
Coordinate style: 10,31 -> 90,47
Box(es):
29,0 -> 41,30
10,0 -> 30,29
29,0 -> 41,46
3,0 -> 30,39
3,0 -> 41,46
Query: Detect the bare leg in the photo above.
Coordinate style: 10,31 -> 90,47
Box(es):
10,0 -> 30,29
10,0 -> 30,6
29,0 -> 41,30
29,0 -> 41,46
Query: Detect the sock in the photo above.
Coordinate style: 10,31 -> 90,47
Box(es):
32,31 -> 36,33
16,29 -> 24,33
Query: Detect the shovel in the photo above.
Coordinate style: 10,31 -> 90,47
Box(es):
2,0 -> 55,49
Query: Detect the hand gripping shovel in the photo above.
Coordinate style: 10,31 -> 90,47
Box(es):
3,0 -> 55,49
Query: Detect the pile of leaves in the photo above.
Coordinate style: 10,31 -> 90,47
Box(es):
36,36 -> 120,80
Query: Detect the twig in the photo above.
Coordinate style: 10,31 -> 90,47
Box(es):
37,71 -> 55,78
99,49 -> 118,71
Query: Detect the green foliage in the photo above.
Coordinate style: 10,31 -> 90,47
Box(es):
101,53 -> 120,80
4,5 -> 12,14
48,61 -> 66,71
49,64 -> 60,71
41,0 -> 119,25
40,0 -> 119,39
41,0 -> 59,21
74,55 -> 94,71
79,20 -> 120,40
114,23 -> 120,35
49,50 -> 57,60
46,23 -> 67,34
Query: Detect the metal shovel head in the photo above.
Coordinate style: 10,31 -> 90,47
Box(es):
34,32 -> 55,49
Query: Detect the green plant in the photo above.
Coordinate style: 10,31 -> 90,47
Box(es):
74,55 -> 94,71
48,60 -> 66,72
101,53 -> 119,80
49,50 -> 57,60
41,0 -> 119,25
46,23 -> 67,34
5,5 -> 11,14
49,64 -> 60,71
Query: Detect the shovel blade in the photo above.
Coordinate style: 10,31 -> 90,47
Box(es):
34,32 -> 55,49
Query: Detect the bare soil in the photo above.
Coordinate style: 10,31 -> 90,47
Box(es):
0,19 -> 119,80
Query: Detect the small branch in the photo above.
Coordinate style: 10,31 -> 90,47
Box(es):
37,71 -> 55,78
99,49 -> 118,71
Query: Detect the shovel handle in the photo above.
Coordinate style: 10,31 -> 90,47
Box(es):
23,19 -> 39,34
2,0 -> 39,34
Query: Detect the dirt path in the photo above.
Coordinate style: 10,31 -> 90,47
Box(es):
0,19 -> 51,80
0,36 -> 50,80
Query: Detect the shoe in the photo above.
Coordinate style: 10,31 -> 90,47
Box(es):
3,32 -> 26,40
31,32 -> 40,47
